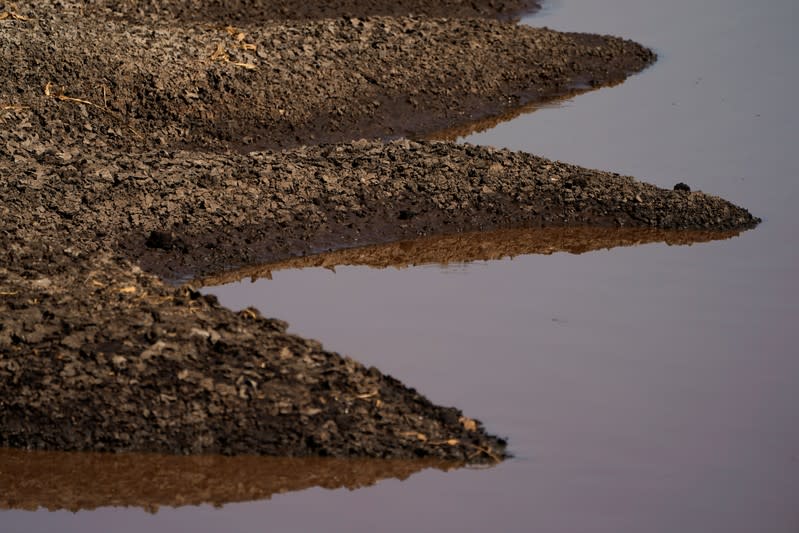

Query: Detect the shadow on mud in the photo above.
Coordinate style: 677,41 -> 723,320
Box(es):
0,448 -> 458,513
191,226 -> 743,287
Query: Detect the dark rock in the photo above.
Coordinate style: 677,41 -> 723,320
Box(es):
145,231 -> 182,251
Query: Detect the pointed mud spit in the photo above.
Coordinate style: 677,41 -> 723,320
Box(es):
0,0 -> 758,462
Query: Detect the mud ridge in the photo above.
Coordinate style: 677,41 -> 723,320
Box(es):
1,3 -> 655,152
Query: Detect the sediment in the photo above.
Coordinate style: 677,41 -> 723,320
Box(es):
0,0 -> 759,462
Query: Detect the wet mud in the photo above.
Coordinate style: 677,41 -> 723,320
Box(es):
0,1 -> 759,462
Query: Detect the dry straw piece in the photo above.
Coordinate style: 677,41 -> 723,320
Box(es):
209,27 -> 258,69
42,82 -> 144,139
0,4 -> 28,21
44,81 -> 94,106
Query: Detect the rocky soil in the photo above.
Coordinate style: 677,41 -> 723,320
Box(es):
0,0 -> 759,462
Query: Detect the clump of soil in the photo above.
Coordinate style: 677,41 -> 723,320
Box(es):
0,0 -> 759,463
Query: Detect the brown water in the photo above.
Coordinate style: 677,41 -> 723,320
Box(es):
4,0 -> 797,531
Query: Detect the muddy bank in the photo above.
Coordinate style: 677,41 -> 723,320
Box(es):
0,448 -> 454,512
2,3 -> 654,152
0,0 -> 759,462
1,139 -> 758,284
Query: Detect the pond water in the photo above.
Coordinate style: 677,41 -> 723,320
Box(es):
4,0 -> 797,531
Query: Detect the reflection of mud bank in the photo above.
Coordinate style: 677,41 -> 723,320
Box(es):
195,227 -> 742,286
425,87 -> 602,142
0,448 -> 456,512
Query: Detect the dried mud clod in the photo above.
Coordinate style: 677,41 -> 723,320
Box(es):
0,0 -> 758,462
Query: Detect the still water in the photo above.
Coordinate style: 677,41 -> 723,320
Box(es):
4,0 -> 797,531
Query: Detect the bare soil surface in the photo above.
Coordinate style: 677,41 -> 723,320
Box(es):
87,0 -> 542,23
0,1 -> 759,462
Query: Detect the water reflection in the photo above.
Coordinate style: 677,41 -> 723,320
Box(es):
0,448 -> 456,513
423,83 -> 623,142
192,226 -> 742,287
